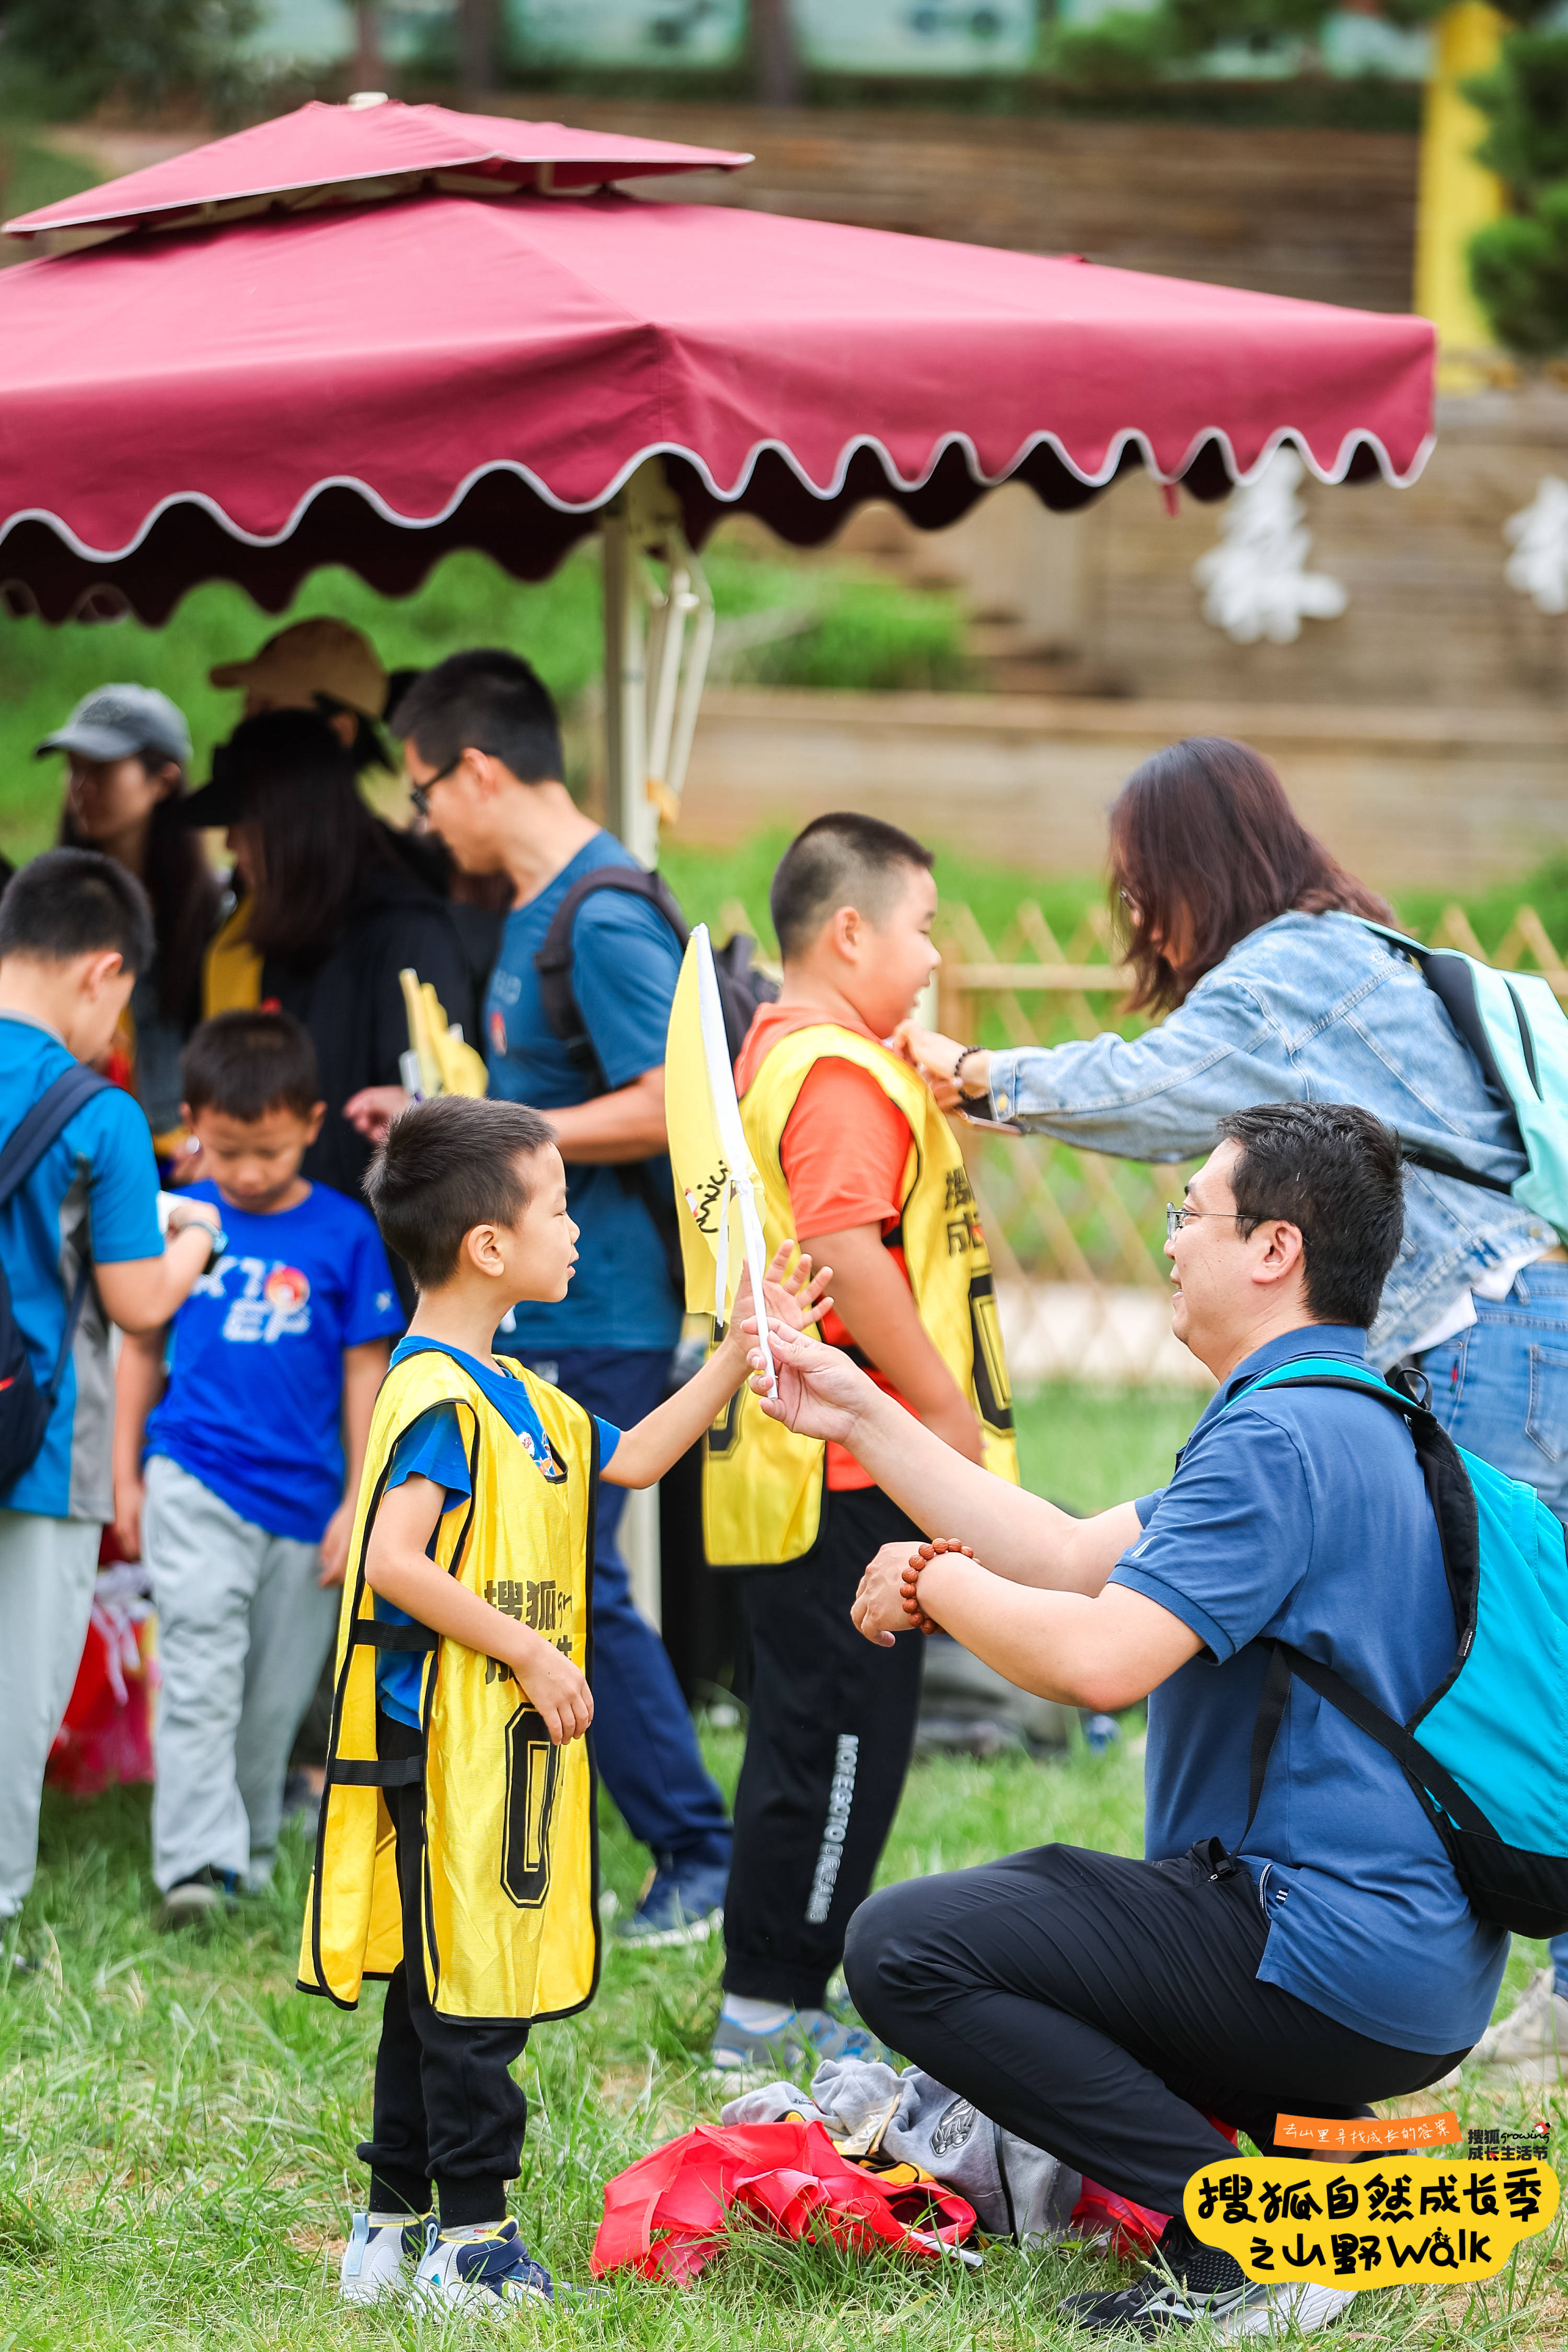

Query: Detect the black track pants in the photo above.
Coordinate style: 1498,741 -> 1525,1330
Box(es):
357,1712 -> 529,2228
722,1483 -> 925,2010
845,1841 -> 1469,2214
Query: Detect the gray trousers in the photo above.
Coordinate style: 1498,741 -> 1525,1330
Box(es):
144,1456 -> 340,1893
0,1508 -> 102,1917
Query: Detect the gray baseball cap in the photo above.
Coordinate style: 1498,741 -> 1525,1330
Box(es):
36,684 -> 192,769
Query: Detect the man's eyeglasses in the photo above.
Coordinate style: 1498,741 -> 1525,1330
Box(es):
407,754 -> 462,818
1166,1202 -> 1242,1241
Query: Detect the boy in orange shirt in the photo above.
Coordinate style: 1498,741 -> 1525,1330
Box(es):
707,812 -> 1017,2073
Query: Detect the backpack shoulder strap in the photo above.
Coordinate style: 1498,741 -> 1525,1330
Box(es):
0,1064 -> 109,1212
1359,917 -> 1520,1185
535,867 -> 689,1088
0,1063 -> 112,1410
1210,1362 -> 1496,1883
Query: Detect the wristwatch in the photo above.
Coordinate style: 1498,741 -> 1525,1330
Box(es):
169,1204 -> 228,1272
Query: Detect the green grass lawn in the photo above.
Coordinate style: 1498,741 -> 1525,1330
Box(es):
4,1385 -> 1565,2347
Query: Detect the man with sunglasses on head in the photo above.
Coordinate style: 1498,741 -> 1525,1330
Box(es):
344,650 -> 732,1951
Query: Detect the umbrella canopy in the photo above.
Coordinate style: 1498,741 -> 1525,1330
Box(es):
0,98 -> 1434,624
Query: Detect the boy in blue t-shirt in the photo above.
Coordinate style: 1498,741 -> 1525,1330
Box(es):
114,1011 -> 403,1923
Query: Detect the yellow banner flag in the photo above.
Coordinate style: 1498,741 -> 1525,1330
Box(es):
663,927 -> 775,1385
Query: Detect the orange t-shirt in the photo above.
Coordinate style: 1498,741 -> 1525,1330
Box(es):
735,1002 -> 918,1491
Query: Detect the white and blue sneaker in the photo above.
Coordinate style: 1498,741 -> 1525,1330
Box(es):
707,2001 -> 890,2078
338,2209 -> 431,2304
616,1859 -> 729,1950
411,2218 -> 564,2318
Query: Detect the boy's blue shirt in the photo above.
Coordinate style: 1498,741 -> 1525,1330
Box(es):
375,1337 -> 621,1726
483,832 -> 683,1356
1113,1321 -> 1508,2055
145,1179 -> 403,1543
0,1015 -> 163,1521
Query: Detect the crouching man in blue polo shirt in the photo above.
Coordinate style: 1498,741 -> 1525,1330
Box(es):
753,1101 -> 1505,2340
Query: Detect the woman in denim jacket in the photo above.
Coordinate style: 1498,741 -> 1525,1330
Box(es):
905,736 -> 1568,2069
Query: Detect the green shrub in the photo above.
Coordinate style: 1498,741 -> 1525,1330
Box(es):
1466,27 -> 1568,359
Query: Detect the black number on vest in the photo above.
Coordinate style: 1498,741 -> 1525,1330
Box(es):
707,1385 -> 743,1460
502,1704 -> 559,1910
968,1269 -> 1014,1431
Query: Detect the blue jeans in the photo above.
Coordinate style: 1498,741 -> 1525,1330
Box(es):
511,1345 -> 731,1876
1415,1261 -> 1568,1990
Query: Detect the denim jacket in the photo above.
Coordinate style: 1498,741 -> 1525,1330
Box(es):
987,909 -> 1552,1366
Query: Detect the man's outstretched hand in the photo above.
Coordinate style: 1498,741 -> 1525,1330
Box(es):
744,1318 -> 870,1444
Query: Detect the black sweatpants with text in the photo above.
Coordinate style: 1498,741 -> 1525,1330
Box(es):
845,1840 -> 1470,2214
358,1712 -> 529,2229
722,1483 -> 925,2010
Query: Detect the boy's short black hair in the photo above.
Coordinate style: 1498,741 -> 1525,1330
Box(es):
183,1010 -> 321,1124
391,649 -> 563,786
0,847 -> 155,976
365,1094 -> 557,1291
1214,1101 -> 1404,1330
770,812 -> 935,961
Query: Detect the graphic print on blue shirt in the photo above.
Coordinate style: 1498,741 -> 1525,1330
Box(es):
0,1016 -> 163,1521
1111,1322 -> 1509,2056
145,1180 -> 403,1542
374,1341 -> 621,1725
484,833 -> 683,1355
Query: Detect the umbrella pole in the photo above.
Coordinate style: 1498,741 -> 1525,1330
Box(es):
602,492 -> 657,870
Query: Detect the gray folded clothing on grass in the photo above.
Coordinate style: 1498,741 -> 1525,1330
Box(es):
721,2055 -> 1081,2244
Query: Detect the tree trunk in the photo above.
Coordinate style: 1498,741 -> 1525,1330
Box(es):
752,0 -> 801,107
457,0 -> 500,100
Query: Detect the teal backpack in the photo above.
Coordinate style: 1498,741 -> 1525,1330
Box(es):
1218,1356 -> 1568,1939
1365,918 -> 1568,1242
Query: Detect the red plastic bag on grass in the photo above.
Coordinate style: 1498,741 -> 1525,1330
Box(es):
47,1554 -> 158,1797
1070,2118 -> 1239,2258
591,2119 -> 977,2285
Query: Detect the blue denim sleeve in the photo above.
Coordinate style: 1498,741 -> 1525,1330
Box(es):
986,971 -> 1296,1162
388,1402 -> 471,1512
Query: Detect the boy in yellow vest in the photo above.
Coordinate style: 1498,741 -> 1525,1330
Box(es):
297,1093 -> 823,2314
705,812 -> 1018,2075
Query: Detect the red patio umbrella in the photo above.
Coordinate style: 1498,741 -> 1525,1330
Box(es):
0,97 -> 1435,851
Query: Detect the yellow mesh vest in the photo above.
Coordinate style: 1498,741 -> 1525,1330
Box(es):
703,1024 -> 1019,1569
297,1348 -> 600,2024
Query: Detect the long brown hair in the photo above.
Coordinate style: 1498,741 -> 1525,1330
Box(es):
1109,737 -> 1391,1016
223,708 -> 391,964
60,772 -> 221,1023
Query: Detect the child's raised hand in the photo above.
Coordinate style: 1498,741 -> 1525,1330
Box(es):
728,1240 -> 834,1343
513,1635 -> 594,1746
761,1239 -> 834,1334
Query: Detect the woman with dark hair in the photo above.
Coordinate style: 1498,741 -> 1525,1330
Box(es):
903,732 -> 1568,2067
181,707 -> 475,1210
39,685 -> 222,1162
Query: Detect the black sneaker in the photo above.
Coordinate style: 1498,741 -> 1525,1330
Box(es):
156,1866 -> 240,1931
1059,2221 -> 1356,2337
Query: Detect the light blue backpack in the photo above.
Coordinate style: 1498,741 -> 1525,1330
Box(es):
1217,1357 -> 1568,1938
1366,918 -> 1568,1242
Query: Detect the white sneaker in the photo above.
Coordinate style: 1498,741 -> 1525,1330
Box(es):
1062,2268 -> 1356,2336
339,2209 -> 429,2304
411,2218 -> 560,2318
1468,1967 -> 1568,2079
